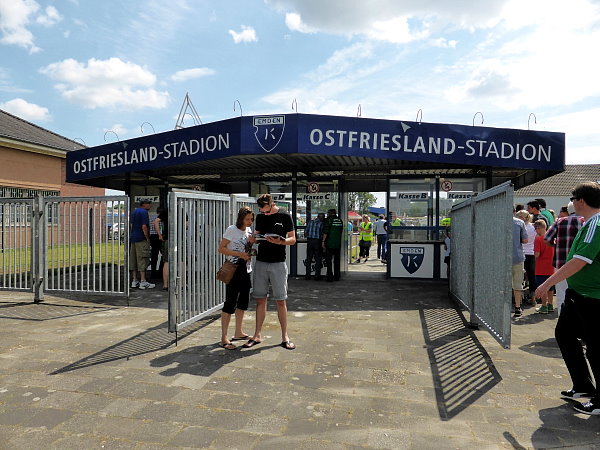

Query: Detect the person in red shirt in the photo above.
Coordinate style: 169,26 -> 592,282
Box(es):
534,219 -> 555,313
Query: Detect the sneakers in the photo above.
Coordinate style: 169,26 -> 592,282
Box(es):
547,304 -> 554,313
131,280 -> 139,288
561,388 -> 594,399
513,307 -> 522,317
573,401 -> 600,415
538,305 -> 548,314
138,280 -> 156,289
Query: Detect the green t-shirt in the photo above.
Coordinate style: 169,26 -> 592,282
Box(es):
541,209 -> 555,226
323,217 -> 344,249
567,213 -> 600,298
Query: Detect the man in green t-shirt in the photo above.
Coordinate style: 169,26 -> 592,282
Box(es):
322,209 -> 344,282
535,182 -> 600,415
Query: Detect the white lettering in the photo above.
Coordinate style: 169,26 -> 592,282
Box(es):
310,129 -> 323,145
325,130 -> 335,146
391,135 -> 402,151
205,136 -> 217,152
380,133 -> 390,151
521,143 -> 536,161
360,132 -> 370,149
444,138 -> 455,155
501,143 -> 514,159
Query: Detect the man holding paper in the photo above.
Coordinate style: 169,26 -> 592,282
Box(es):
244,194 -> 297,350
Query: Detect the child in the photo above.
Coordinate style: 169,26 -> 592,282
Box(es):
533,219 -> 555,313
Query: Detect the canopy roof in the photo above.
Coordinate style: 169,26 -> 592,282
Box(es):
66,113 -> 565,192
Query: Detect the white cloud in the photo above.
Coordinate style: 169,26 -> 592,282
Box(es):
0,98 -> 51,122
261,42 -> 391,115
228,25 -> 257,43
35,5 -> 62,26
443,0 -> 600,111
171,67 -> 216,82
266,0 -> 507,41
39,57 -> 169,110
0,0 -> 40,52
285,13 -> 315,33
431,38 -> 457,48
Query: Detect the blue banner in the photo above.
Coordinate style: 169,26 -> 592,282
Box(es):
67,113 -> 564,181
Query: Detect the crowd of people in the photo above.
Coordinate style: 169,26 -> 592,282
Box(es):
512,182 -> 600,415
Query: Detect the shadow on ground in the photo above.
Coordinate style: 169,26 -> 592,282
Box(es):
420,305 -> 502,420
0,301 -> 118,321
50,315 -> 218,375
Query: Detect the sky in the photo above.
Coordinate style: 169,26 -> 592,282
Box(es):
1,0 -> 599,165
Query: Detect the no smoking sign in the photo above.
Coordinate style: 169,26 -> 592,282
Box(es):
441,180 -> 453,192
307,182 -> 320,193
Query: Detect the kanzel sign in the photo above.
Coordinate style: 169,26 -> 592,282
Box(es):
67,113 -> 565,182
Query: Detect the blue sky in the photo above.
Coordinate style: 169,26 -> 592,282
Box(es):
1,0 -> 599,164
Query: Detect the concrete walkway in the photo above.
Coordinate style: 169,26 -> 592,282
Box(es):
0,271 -> 599,449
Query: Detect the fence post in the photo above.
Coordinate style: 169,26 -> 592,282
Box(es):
33,195 -> 45,303
466,196 -> 479,329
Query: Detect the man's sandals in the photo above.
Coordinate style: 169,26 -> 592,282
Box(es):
280,341 -> 296,350
241,339 -> 296,349
242,339 -> 262,348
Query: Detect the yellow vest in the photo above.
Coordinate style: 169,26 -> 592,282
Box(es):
359,222 -> 373,241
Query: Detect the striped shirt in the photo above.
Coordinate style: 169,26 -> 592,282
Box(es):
544,214 -> 584,268
305,218 -> 324,239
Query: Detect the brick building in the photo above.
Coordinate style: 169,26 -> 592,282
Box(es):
0,109 -> 104,198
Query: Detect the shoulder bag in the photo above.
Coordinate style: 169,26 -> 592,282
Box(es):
216,260 -> 237,284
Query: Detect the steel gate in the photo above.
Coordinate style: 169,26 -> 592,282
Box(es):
0,195 -> 129,302
0,199 -> 35,292
450,181 -> 513,348
168,191 -> 230,333
42,196 -> 129,299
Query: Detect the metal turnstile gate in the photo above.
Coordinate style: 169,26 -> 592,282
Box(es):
168,191 -> 229,333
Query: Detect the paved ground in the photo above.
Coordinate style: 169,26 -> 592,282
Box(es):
1,257 -> 599,448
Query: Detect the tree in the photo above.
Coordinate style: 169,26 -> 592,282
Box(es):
347,192 -> 377,214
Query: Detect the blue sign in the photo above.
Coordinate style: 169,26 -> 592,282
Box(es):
66,113 -> 565,182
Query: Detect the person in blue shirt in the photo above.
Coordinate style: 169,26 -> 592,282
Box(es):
304,213 -> 325,280
130,200 -> 155,290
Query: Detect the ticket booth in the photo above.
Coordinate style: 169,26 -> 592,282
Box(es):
387,177 -> 482,279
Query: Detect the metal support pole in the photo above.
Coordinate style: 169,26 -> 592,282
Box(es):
33,195 -> 45,303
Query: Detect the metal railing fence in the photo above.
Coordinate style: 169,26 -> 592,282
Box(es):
0,195 -> 129,301
450,181 -> 513,348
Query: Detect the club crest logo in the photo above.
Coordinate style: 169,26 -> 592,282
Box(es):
400,247 -> 424,274
253,116 -> 285,153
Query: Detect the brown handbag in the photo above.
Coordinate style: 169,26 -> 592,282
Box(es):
216,260 -> 237,284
